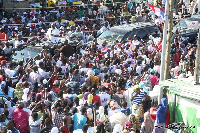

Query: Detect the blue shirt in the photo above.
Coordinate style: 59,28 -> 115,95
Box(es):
132,91 -> 145,106
72,113 -> 87,130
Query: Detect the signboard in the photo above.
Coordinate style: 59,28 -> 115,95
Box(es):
58,0 -> 66,6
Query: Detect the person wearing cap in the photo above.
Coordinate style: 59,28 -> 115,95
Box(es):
149,69 -> 159,88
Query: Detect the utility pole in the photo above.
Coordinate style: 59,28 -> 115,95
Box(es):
160,0 -> 169,81
194,25 -> 200,84
164,0 -> 174,80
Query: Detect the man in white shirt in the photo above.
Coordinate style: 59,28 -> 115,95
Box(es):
46,23 -> 59,43
14,35 -> 25,48
98,86 -> 111,107
100,22 -> 110,33
28,66 -> 41,84
3,42 -> 13,56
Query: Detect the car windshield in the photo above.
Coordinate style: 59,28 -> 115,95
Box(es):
176,21 -> 188,29
98,30 -> 124,42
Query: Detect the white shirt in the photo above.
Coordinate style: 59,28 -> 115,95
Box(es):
136,65 -> 142,76
5,69 -> 16,78
14,40 -> 24,48
108,109 -> 121,118
38,68 -> 50,79
46,28 -> 59,43
22,88 -> 29,102
153,65 -> 160,74
29,71 -> 41,83
98,92 -> 111,107
100,26 -> 110,33
56,60 -> 62,67
29,116 -> 42,133
148,45 -> 155,52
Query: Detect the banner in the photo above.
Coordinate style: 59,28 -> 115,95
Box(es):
148,4 -> 165,18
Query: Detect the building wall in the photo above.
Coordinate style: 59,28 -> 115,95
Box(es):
3,0 -> 31,13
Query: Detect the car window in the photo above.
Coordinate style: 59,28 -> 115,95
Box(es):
98,30 -> 123,42
176,21 -> 187,29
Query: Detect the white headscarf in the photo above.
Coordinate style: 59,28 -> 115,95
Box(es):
87,108 -> 93,120
99,106 -> 105,122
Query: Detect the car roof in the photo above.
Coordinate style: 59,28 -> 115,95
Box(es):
109,22 -> 156,34
183,15 -> 200,23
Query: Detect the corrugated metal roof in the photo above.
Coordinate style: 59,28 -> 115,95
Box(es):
159,79 -> 200,102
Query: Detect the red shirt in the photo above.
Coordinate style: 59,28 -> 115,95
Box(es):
54,87 -> 60,93
92,95 -> 101,106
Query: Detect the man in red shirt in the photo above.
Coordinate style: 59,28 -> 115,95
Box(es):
0,28 -> 7,42
91,88 -> 101,106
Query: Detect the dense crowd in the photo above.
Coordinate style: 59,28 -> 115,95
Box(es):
0,0 -> 198,133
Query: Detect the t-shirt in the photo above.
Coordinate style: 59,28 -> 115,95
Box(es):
29,116 -> 42,133
90,75 -> 99,84
108,109 -> 121,118
72,113 -> 87,130
98,92 -> 111,107
92,95 -> 101,106
132,91 -> 146,106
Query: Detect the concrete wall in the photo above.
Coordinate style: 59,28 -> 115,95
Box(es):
3,0 -> 31,13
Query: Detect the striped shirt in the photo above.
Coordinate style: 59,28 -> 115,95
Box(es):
132,91 -> 146,106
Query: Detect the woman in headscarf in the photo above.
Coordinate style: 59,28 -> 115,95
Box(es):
97,106 -> 105,124
131,86 -> 148,131
82,92 -> 90,101
153,98 -> 169,133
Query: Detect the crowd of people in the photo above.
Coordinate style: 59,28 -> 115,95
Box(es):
0,0 -> 198,133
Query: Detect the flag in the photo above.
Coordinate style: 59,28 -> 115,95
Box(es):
148,4 -> 165,18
